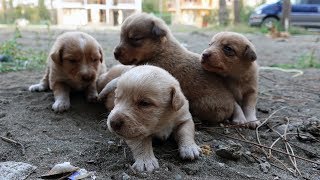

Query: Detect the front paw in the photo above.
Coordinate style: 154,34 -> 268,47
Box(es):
86,93 -> 98,103
179,143 -> 201,160
231,117 -> 247,126
247,118 -> 261,129
52,99 -> 70,112
132,157 -> 159,172
29,84 -> 47,92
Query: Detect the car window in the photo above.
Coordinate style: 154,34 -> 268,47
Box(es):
290,0 -> 308,4
307,0 -> 320,4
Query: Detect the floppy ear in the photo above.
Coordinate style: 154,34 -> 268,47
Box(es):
171,86 -> 185,111
98,78 -> 118,101
243,45 -> 257,62
151,21 -> 166,38
50,45 -> 64,65
98,46 -> 104,63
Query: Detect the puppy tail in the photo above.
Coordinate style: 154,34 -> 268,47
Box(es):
98,77 -> 118,101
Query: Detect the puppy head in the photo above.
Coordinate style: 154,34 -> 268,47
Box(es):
200,32 -> 257,78
107,65 -> 186,139
50,31 -> 104,83
113,13 -> 169,65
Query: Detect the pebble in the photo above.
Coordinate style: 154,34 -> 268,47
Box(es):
174,174 -> 182,180
259,161 -> 271,173
216,143 -> 243,161
0,113 -> 6,119
121,172 -> 130,180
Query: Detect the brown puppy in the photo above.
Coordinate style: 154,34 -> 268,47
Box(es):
200,32 -> 259,128
29,31 -> 107,112
106,65 -> 200,172
97,64 -> 134,111
113,13 -> 234,124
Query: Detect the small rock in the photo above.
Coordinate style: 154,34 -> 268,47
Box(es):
259,161 -> 271,173
0,161 -> 37,180
140,172 -> 148,178
182,166 -> 199,175
216,143 -> 243,161
121,172 -> 130,180
218,163 -> 225,167
174,174 -> 182,180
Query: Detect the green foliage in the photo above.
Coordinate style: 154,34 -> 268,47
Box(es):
0,27 -> 47,72
0,1 -> 51,24
271,51 -> 320,69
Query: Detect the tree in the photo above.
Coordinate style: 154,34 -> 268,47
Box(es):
38,0 -> 50,21
233,0 -> 240,24
281,0 -> 291,31
219,0 -> 228,26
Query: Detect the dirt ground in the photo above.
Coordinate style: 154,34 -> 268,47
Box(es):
0,28 -> 320,180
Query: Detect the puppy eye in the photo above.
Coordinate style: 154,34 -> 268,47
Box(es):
68,59 -> 78,64
130,37 -> 144,42
92,58 -> 99,62
223,46 -> 235,56
137,99 -> 152,108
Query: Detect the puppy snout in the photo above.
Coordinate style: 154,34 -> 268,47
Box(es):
201,52 -> 211,61
113,47 -> 122,60
81,74 -> 95,82
110,119 -> 124,132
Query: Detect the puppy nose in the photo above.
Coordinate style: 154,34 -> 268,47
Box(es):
202,52 -> 211,60
110,119 -> 123,132
82,74 -> 94,82
113,47 -> 121,60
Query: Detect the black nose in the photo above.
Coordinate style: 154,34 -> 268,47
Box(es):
202,52 -> 211,60
114,47 -> 121,60
110,119 -> 123,131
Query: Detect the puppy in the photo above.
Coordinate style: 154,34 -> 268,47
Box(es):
113,13 -> 234,124
29,31 -> 107,112
200,32 -> 259,128
104,65 -> 200,172
268,24 -> 290,39
97,64 -> 133,111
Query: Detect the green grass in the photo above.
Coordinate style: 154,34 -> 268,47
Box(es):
0,27 -> 47,72
271,51 -> 320,69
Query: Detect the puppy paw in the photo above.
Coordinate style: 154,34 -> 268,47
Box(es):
52,100 -> 70,112
132,157 -> 159,172
29,84 -> 47,92
247,119 -> 261,129
86,93 -> 98,103
179,144 -> 201,160
231,117 -> 247,126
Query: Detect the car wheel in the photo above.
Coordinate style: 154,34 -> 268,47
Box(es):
262,17 -> 279,27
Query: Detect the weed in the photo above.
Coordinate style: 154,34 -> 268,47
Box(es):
271,51 -> 320,69
0,27 -> 47,72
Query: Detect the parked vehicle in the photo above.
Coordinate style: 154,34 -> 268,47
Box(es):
249,0 -> 320,27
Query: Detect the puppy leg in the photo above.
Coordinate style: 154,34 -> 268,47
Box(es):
126,137 -> 159,172
243,92 -> 260,129
29,66 -> 50,92
231,102 -> 247,126
85,82 -> 98,103
174,120 -> 201,160
52,82 -> 70,112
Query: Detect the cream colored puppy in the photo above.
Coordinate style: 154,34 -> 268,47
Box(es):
200,32 -> 259,128
29,31 -> 106,112
104,65 -> 200,172
97,64 -> 133,111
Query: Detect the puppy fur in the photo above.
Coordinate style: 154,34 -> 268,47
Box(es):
97,64 -> 134,111
200,32 -> 259,128
113,13 -> 234,124
29,31 -> 107,112
107,65 -> 200,172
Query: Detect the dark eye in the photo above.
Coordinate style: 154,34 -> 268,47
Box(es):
223,46 -> 235,56
131,36 -> 143,42
69,59 -> 78,64
137,99 -> 152,108
208,42 -> 213,46
93,58 -> 99,62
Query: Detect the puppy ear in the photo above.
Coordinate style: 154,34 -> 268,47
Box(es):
243,45 -> 257,62
98,46 -> 104,63
171,86 -> 185,111
98,78 -> 118,101
50,45 -> 64,65
151,21 -> 166,38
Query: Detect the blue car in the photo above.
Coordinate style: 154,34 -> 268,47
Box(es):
249,0 -> 320,27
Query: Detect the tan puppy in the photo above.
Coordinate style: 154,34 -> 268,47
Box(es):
97,64 -> 133,111
29,31 -> 107,112
106,65 -> 200,172
200,32 -> 259,128
113,13 -> 234,124
268,24 -> 290,39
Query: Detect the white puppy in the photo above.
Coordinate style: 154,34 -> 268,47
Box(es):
103,65 -> 200,172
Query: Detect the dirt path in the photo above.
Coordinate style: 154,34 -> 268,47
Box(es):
0,28 -> 319,179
